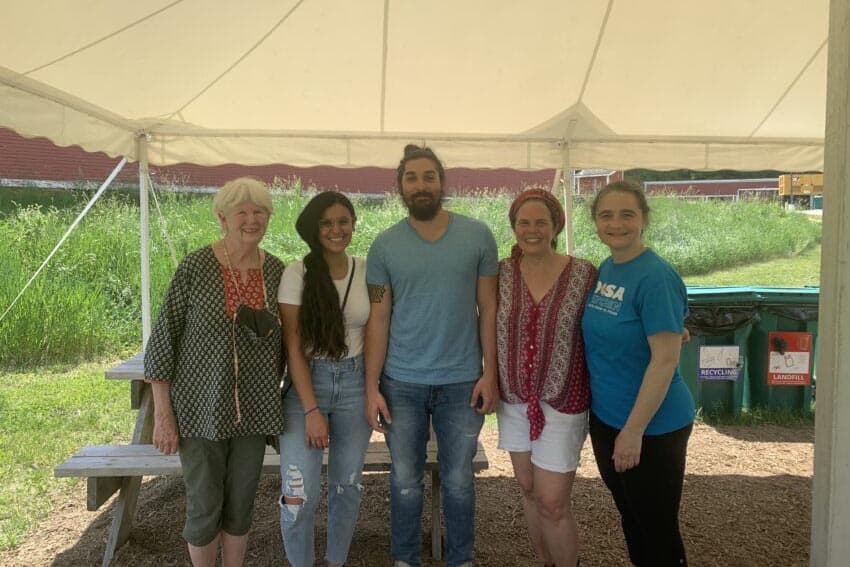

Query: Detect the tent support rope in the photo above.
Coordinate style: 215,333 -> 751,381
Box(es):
0,158 -> 127,325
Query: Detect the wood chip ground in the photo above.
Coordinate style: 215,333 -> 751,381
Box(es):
0,422 -> 813,566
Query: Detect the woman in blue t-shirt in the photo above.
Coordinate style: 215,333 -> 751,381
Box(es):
581,180 -> 695,567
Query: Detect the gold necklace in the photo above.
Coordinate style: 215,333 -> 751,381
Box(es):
221,241 -> 261,272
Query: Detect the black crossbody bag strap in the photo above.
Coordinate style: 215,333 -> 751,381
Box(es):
340,257 -> 356,311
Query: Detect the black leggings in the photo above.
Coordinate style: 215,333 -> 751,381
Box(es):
589,412 -> 692,567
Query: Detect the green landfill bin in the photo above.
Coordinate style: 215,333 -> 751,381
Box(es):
748,287 -> 818,416
680,287 -> 760,417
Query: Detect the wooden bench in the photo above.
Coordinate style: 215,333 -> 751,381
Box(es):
55,354 -> 489,566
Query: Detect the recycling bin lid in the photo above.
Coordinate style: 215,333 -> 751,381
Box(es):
750,286 -> 820,305
686,286 -> 761,306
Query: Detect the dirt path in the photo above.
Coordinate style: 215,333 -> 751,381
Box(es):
1,423 -> 813,566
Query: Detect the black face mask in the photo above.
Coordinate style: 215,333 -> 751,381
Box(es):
235,304 -> 278,338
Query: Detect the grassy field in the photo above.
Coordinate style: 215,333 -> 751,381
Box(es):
0,189 -> 821,368
684,243 -> 821,287
0,361 -> 135,549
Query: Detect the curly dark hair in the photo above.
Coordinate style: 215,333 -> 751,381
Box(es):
294,191 -> 357,360
396,144 -> 446,191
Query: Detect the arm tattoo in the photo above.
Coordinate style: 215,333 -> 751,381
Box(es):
368,284 -> 387,304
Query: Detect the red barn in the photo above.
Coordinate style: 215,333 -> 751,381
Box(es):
643,178 -> 779,200
0,127 -> 561,196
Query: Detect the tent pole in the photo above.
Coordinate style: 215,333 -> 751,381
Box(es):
138,134 -> 152,345
561,143 -> 574,254
812,0 -> 850,564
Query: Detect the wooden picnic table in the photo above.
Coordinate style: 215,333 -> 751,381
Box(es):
56,352 -> 488,566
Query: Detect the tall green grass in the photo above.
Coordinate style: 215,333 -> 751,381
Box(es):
571,196 -> 821,271
0,189 -> 820,368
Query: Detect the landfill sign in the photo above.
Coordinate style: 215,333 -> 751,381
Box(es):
767,331 -> 812,386
698,345 -> 742,381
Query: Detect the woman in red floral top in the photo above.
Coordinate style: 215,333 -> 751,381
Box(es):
496,189 -> 597,567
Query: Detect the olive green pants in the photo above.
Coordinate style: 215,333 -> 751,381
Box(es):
178,435 -> 266,546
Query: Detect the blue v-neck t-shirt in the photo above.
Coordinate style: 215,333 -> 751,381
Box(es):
366,212 -> 498,385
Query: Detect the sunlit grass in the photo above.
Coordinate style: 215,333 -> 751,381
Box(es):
0,361 -> 135,549
684,244 -> 821,287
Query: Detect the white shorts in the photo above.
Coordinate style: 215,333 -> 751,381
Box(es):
497,401 -> 588,473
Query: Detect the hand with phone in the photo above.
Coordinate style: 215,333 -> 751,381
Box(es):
366,389 -> 392,433
470,372 -> 499,414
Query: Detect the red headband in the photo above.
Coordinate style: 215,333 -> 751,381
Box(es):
508,189 -> 566,235
508,189 -> 566,260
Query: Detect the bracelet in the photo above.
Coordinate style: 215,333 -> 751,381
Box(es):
304,406 -> 319,416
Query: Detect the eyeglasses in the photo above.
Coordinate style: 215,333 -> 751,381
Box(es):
318,217 -> 353,230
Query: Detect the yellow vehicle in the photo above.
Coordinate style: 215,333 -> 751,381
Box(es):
778,173 -> 823,206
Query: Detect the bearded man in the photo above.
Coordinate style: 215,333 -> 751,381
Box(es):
364,144 -> 499,567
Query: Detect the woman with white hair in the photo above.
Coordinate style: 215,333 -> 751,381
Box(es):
144,177 -> 285,567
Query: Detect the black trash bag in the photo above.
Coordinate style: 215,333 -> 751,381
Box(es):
763,305 -> 819,322
685,307 -> 760,336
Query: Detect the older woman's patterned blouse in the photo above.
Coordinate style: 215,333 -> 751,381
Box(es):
144,246 -> 285,440
497,256 -> 597,438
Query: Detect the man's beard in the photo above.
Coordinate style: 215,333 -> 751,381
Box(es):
404,190 -> 443,221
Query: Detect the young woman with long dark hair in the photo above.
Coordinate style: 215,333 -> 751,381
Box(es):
276,191 -> 371,567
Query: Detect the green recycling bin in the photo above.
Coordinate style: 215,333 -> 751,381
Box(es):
680,287 -> 760,417
748,287 -> 818,415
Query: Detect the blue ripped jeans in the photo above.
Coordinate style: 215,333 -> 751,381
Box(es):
278,355 -> 372,567
380,374 -> 485,567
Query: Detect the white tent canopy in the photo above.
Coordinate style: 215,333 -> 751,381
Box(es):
0,0 -> 829,171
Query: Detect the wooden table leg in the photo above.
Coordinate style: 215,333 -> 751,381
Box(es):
102,476 -> 142,567
431,468 -> 442,562
102,384 -> 154,566
129,383 -> 155,445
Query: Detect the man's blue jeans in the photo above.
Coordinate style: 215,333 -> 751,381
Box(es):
381,374 -> 485,567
